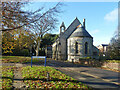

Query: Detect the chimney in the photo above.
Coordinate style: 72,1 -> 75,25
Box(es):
83,18 -> 85,29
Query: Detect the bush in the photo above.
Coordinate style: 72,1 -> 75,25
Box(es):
20,49 -> 30,56
79,57 -> 91,60
13,49 -> 30,56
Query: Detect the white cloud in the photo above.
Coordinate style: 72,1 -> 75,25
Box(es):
90,29 -> 99,34
104,8 -> 118,22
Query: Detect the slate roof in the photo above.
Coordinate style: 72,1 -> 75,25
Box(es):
70,26 -> 93,38
63,17 -> 81,39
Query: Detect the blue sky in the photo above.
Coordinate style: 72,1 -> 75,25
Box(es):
24,2 -> 118,46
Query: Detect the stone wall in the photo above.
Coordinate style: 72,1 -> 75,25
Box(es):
68,37 -> 93,62
59,37 -> 67,60
102,62 -> 119,70
77,60 -> 119,71
52,37 -> 67,60
92,46 -> 99,59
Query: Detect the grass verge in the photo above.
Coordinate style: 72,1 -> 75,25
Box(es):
22,66 -> 92,89
2,66 -> 14,89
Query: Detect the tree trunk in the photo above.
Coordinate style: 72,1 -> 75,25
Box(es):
36,41 -> 40,56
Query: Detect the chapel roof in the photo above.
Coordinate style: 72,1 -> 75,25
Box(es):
70,25 -> 93,38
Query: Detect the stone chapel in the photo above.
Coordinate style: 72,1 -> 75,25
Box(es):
52,17 -> 99,62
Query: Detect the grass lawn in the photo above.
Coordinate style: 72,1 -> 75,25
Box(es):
2,56 -> 51,63
1,66 -> 92,89
2,66 -> 14,89
22,66 -> 92,89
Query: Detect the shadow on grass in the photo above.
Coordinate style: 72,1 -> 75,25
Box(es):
2,77 -> 13,80
2,76 -> 79,83
23,77 -> 79,83
19,77 -> 120,89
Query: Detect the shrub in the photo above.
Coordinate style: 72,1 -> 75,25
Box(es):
20,49 -> 30,56
13,49 -> 30,56
79,57 -> 91,60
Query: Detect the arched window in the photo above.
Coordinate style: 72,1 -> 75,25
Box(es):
85,42 -> 88,54
75,42 -> 78,53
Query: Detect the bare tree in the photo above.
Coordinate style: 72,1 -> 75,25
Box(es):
1,1 -> 63,56
107,29 -> 120,59
31,3 -> 62,56
1,2 -> 62,32
1,1 -> 31,31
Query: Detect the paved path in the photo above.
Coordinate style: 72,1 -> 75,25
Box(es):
2,60 -> 120,89
56,67 -> 119,89
13,63 -> 26,89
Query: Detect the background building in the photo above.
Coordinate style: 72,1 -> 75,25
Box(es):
97,44 -> 108,57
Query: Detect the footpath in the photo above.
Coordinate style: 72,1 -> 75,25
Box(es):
13,63 -> 26,89
56,67 -> 119,89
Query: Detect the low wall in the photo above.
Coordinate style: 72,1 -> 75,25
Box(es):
102,62 -> 119,70
77,60 -> 119,71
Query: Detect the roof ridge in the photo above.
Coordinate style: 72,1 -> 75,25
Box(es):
63,17 -> 81,34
